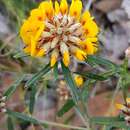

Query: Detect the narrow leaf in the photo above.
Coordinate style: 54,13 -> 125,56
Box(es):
4,75 -> 25,100
26,63 -> 51,88
100,69 -> 118,78
91,116 -> 124,122
57,99 -> 75,117
61,62 -> 79,103
7,116 -> 14,130
6,109 -> 86,130
53,62 -> 58,80
7,109 -> 41,125
13,52 -> 29,59
90,117 -> 127,128
87,55 -> 117,69
29,83 -> 37,114
81,80 -> 92,102
75,72 -> 107,81
105,125 -> 113,130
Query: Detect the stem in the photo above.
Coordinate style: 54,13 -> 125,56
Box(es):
106,77 -> 122,115
81,101 -> 91,129
7,109 -> 87,130
103,77 -> 122,130
39,120 -> 87,130
85,0 -> 93,10
74,106 -> 90,129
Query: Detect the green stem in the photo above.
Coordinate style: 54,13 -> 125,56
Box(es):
103,77 -> 122,130
40,120 -> 86,130
107,77 -> 122,115
81,101 -> 91,129
7,109 -> 87,130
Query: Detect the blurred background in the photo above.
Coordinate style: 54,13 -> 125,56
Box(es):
0,0 -> 130,129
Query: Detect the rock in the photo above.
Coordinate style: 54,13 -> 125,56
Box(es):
0,13 -> 10,38
107,9 -> 127,23
122,0 -> 130,19
99,24 -> 129,64
94,0 -> 122,13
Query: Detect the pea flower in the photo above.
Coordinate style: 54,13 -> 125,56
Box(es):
116,98 -> 130,125
20,0 -> 99,67
74,75 -> 84,87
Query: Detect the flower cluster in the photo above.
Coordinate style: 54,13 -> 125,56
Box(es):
0,92 -> 6,113
20,0 -> 99,67
116,98 -> 130,125
56,80 -> 70,100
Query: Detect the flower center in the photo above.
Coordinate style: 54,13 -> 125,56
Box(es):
37,14 -> 85,53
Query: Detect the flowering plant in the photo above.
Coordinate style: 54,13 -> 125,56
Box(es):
1,0 -> 130,130
20,0 -> 98,67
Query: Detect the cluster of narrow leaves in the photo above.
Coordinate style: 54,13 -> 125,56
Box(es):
3,53 -> 130,130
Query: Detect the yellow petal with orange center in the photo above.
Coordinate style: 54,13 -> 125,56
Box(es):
23,45 -> 31,53
50,50 -> 59,67
31,37 -> 37,56
20,20 -> 31,45
83,20 -> 99,37
30,8 -> 46,21
85,42 -> 95,54
51,55 -> 57,67
34,24 -> 44,41
55,1 -> 60,15
39,1 -> 54,19
74,75 -> 83,87
36,49 -> 45,57
75,49 -> 86,61
30,24 -> 44,56
116,103 -> 126,111
63,51 -> 70,66
81,37 -> 98,54
80,11 -> 91,25
20,19 -> 43,45
69,0 -> 82,20
60,0 -> 68,14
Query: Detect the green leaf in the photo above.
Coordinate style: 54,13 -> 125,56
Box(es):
90,117 -> 128,128
87,55 -> 117,69
29,83 -> 37,114
6,109 -> 41,125
25,63 -> 51,88
61,61 -> 79,103
75,72 -> 107,81
81,80 -> 92,102
3,75 -> 25,100
105,125 -> 113,130
7,116 -> 14,130
6,109 -> 86,130
53,62 -> 58,81
57,99 -> 75,117
13,52 -> 29,59
100,69 -> 118,78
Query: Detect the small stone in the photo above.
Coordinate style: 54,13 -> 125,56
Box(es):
0,96 -> 6,101
0,102 -> 5,107
1,109 -> 7,113
125,47 -> 130,58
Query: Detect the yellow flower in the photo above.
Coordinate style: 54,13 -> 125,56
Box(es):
74,75 -> 84,87
116,98 -> 130,124
60,0 -> 68,14
116,98 -> 130,111
20,0 -> 99,67
69,0 -> 82,20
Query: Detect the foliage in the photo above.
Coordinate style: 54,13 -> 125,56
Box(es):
1,0 -> 130,130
